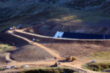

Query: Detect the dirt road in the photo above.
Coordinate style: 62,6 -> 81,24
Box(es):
2,30 -> 99,73
7,30 -> 61,59
5,53 -> 16,63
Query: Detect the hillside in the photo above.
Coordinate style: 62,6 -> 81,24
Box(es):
0,0 -> 110,23
39,0 -> 110,13
0,0 -> 110,35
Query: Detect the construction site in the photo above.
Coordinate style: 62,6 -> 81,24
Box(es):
0,25 -> 110,73
0,0 -> 110,73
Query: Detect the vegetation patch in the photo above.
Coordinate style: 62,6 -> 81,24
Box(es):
83,62 -> 110,72
0,6 -> 110,33
0,41 -> 12,52
87,51 -> 110,60
18,67 -> 77,73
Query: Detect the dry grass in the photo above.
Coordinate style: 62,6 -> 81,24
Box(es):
10,45 -> 53,62
87,51 -> 110,60
0,6 -> 110,32
47,9 -> 110,23
0,41 -> 12,52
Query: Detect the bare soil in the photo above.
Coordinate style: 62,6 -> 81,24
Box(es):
0,33 -> 29,47
24,19 -> 110,37
10,44 -> 54,62
14,31 -> 110,58
0,53 -> 7,64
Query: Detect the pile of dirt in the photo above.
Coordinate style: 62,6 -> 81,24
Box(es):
10,45 -> 54,62
0,53 -> 7,64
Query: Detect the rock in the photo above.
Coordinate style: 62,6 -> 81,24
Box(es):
91,60 -> 96,63
6,66 -> 11,69
21,65 -> 29,68
11,65 -> 17,68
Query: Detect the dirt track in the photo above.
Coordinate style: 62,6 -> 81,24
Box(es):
5,53 -> 16,63
8,30 -> 61,59
12,29 -> 110,57
0,30 -> 105,73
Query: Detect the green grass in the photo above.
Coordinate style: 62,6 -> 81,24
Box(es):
82,62 -> 110,72
0,6 -> 110,32
87,51 -> 110,60
18,67 -> 78,73
52,9 -> 110,23
0,41 -> 12,52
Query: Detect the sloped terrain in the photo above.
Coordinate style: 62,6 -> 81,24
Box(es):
0,33 -> 29,47
10,45 -> 54,62
27,22 -> 110,37
0,53 -> 7,64
14,31 -> 110,59
43,41 -> 110,58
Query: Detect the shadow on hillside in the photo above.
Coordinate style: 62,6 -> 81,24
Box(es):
0,33 -> 29,47
13,31 -> 110,47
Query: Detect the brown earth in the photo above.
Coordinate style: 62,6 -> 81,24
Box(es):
24,19 -> 110,37
10,44 -> 54,62
0,53 -> 8,65
0,33 -> 29,47
0,30 -> 102,73
13,31 -> 110,58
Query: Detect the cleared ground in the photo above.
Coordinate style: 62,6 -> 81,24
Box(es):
10,44 -> 54,62
43,41 -> 110,58
14,31 -> 110,60
0,33 -> 29,47
27,25 -> 110,37
0,31 -> 107,73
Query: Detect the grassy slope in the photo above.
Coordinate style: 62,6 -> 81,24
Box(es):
0,6 -> 110,32
87,51 -> 110,60
0,41 -> 12,52
82,62 -> 110,72
19,67 -> 77,73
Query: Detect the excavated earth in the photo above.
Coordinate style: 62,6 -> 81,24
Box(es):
25,20 -> 110,37
13,31 -> 110,58
10,44 -> 54,62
